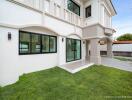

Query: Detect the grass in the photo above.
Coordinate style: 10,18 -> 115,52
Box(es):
114,56 -> 132,62
0,65 -> 132,100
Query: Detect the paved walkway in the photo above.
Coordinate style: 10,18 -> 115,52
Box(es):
101,57 -> 132,72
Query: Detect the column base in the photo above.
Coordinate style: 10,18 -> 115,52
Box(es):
107,51 -> 113,58
90,56 -> 101,65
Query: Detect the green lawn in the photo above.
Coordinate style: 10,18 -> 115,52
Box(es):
1,65 -> 132,100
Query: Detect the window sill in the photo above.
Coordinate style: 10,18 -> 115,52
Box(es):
19,52 -> 57,55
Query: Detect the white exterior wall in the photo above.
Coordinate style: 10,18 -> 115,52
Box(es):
100,44 -> 132,52
0,0 -> 42,25
0,27 -> 58,86
99,0 -> 112,28
0,0 -> 85,86
0,0 -> 115,86
113,44 -> 132,52
84,0 -> 99,26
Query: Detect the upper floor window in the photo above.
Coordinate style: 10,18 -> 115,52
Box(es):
67,0 -> 80,16
85,5 -> 91,18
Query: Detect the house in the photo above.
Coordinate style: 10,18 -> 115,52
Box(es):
0,0 -> 116,86
113,41 -> 132,57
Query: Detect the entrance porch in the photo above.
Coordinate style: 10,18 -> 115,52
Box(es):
59,37 -> 113,73
59,60 -> 94,73
85,37 -> 113,64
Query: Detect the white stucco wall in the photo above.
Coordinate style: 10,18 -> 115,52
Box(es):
0,0 -> 115,86
113,44 -> 132,52
0,26 -> 85,86
0,0 -> 85,86
0,0 -> 42,25
0,27 -> 59,86
99,0 -> 112,28
100,44 -> 132,52
84,0 -> 99,26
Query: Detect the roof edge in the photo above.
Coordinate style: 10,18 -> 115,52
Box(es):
110,0 -> 117,15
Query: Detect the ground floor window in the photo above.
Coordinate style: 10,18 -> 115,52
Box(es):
19,31 -> 57,55
66,38 -> 81,62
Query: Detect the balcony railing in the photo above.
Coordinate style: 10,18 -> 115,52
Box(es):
8,0 -> 83,27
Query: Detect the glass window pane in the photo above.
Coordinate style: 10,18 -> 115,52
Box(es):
20,32 -> 30,54
75,40 -> 81,60
66,38 -> 81,62
67,0 -> 80,16
31,34 -> 41,53
66,39 -> 75,62
42,35 -> 49,53
86,5 -> 91,18
50,37 -> 56,52
68,0 -> 73,11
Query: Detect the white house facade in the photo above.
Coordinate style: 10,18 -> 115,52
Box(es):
0,0 -> 116,86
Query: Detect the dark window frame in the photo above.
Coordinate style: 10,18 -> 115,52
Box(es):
19,31 -> 57,55
67,0 -> 80,16
85,5 -> 91,18
66,38 -> 81,62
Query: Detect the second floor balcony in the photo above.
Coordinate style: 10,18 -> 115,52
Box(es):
8,0 -> 83,27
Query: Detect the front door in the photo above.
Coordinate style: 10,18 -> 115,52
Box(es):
66,38 -> 81,62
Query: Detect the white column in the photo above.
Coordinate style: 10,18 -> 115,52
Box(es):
86,40 -> 90,60
90,38 -> 101,64
107,41 -> 113,58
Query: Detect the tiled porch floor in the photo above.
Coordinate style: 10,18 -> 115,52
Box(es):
59,60 -> 94,73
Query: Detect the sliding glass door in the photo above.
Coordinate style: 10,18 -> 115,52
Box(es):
66,38 -> 81,62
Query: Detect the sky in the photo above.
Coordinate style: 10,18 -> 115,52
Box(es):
112,0 -> 132,39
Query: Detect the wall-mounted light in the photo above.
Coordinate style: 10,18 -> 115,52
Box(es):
8,32 -> 12,40
62,38 -> 64,42
99,40 -> 105,45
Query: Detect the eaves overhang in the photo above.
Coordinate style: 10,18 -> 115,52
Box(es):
107,0 -> 117,16
110,0 -> 117,15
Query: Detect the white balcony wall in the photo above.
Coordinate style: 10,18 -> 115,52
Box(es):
44,14 -> 82,37
44,0 -> 50,13
0,0 -> 82,33
0,0 -> 42,25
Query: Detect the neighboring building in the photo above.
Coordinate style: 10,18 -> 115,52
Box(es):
113,41 -> 132,57
0,0 -> 116,86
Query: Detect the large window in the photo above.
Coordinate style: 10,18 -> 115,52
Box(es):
42,35 -> 50,53
19,32 -> 30,54
67,0 -> 80,16
19,31 -> 57,55
31,34 -> 41,53
50,36 -> 57,52
85,5 -> 91,18
66,38 -> 81,62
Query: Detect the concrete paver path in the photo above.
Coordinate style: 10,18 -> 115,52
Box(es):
101,57 -> 132,72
